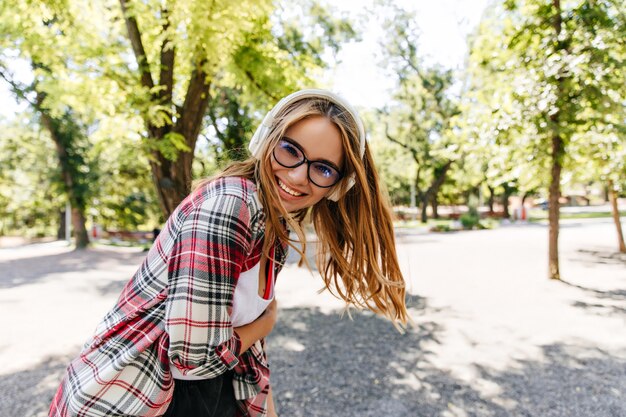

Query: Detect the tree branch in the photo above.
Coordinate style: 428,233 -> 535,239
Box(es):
244,69 -> 280,101
552,0 -> 562,36
385,123 -> 419,162
119,0 -> 154,90
423,160 -> 453,207
399,33 -> 423,78
0,67 -> 39,109
159,7 -> 174,104
175,56 -> 211,149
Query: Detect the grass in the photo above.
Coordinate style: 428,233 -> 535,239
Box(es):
394,217 -> 500,231
528,210 -> 625,222
394,219 -> 447,229
394,209 -> 623,231
94,240 -> 151,251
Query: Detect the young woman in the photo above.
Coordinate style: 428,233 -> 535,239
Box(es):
49,89 -> 408,417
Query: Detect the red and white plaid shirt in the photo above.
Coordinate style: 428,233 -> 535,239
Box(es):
50,177 -> 288,417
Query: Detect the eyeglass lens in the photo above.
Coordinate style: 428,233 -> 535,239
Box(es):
273,139 -> 341,188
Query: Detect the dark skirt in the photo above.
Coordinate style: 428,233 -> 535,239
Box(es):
163,371 -> 237,417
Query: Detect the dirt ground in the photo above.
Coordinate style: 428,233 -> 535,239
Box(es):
1,218 -> 624,416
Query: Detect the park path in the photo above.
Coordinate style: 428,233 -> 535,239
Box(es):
0,218 -> 624,416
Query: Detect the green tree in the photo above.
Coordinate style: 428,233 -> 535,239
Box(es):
0,117 -> 64,238
364,109 -> 415,208
468,0 -> 626,278
116,0 -> 357,217
569,124 -> 626,252
89,116 -> 162,231
458,80 -> 535,219
206,86 -> 256,165
0,0 -> 111,247
379,7 -> 461,223
1,0 -> 357,239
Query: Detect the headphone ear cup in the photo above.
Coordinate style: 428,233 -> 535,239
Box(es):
249,124 -> 269,158
326,175 -> 356,202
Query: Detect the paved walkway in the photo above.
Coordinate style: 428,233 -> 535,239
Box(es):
1,218 -> 624,416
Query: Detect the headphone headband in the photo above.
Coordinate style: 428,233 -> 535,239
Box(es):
248,89 -> 366,158
248,89 -> 365,201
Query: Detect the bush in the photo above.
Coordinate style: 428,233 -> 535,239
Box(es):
460,212 -> 480,229
430,224 -> 452,233
461,195 -> 481,230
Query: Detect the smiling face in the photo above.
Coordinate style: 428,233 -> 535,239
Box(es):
270,115 -> 344,212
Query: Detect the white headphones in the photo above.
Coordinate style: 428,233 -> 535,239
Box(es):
248,89 -> 366,201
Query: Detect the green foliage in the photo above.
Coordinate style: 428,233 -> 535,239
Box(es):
0,1 -> 130,121
429,223 -> 452,233
0,117 -> 64,237
205,86 -> 255,164
90,123 -> 162,230
467,0 -> 626,195
376,5 -> 461,213
460,196 -> 481,230
150,132 -> 191,162
45,111 -> 97,211
364,110 -> 415,206
117,0 -> 357,146
0,0 -> 359,232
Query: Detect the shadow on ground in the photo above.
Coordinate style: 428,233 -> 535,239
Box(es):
568,248 -> 626,268
2,296 -> 624,417
0,248 -> 145,289
0,353 -> 74,417
561,279 -> 626,317
268,296 -> 626,417
473,344 -> 625,417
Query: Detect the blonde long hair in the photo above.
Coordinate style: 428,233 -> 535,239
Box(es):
196,97 -> 408,327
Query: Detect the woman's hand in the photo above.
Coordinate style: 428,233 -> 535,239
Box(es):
233,299 -> 278,353
263,299 -> 278,329
267,385 -> 278,417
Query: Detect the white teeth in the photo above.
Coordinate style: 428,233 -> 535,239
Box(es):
278,179 -> 303,196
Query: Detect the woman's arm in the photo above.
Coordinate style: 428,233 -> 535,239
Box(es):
166,193 -> 255,378
234,299 -> 277,353
267,384 -> 278,417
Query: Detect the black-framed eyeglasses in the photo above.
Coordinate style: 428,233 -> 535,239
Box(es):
272,137 -> 343,188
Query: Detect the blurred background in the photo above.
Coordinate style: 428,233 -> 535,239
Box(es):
0,0 -> 624,263
0,0 -> 625,416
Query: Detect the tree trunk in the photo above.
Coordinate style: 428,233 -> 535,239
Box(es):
413,167 -> 426,223
430,195 -> 439,219
548,0 -> 564,280
420,196 -> 428,224
72,207 -> 90,249
548,133 -> 563,280
521,191 -> 530,206
3,64 -> 91,248
149,153 -> 192,218
608,179 -> 626,253
487,185 -> 495,213
146,62 -> 210,217
120,0 -> 211,218
421,160 -> 452,223
57,210 -> 66,240
148,65 -> 210,217
501,192 -> 511,219
39,106 -> 90,249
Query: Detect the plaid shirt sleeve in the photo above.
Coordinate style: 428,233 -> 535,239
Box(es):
166,191 -> 253,379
